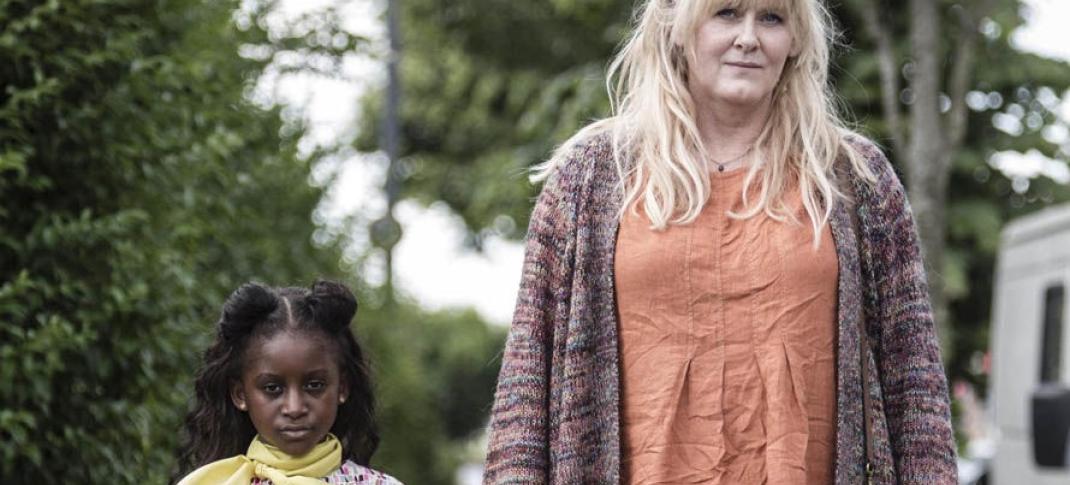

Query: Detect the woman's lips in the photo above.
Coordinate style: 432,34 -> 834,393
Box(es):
726,61 -> 762,68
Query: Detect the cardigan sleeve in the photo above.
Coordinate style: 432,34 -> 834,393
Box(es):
856,141 -> 958,484
483,149 -> 582,484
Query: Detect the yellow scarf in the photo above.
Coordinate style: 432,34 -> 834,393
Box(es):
178,434 -> 342,485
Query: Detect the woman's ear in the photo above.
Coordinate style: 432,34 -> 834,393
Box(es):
231,382 -> 248,411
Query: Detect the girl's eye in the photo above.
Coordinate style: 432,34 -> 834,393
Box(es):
714,8 -> 738,19
262,383 -> 282,394
305,380 -> 326,392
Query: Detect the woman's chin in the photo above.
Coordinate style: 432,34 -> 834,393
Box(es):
716,91 -> 772,108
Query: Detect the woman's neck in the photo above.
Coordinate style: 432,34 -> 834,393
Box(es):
694,97 -> 772,166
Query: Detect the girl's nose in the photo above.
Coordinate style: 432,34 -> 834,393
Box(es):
281,389 -> 308,418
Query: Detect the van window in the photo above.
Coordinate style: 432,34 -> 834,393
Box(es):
1040,284 -> 1065,383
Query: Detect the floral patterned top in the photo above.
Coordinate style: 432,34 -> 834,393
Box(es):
249,460 -> 403,485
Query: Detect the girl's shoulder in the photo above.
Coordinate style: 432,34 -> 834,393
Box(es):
325,460 -> 404,485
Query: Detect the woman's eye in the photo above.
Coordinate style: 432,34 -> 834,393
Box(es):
759,12 -> 784,24
714,8 -> 738,19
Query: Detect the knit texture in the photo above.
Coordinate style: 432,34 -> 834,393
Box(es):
483,134 -> 957,484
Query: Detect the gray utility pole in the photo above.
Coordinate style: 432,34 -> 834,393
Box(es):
371,0 -> 403,304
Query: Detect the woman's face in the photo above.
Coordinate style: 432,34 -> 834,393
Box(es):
687,4 -> 795,110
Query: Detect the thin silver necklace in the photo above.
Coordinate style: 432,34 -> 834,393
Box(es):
711,147 -> 753,173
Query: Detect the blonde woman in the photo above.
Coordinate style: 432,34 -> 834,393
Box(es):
484,0 -> 956,484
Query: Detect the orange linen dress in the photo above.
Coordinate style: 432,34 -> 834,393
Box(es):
616,168 -> 838,485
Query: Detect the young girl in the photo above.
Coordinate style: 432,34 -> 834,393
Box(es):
173,280 -> 402,484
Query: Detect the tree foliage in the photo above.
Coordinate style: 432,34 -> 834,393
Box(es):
835,0 -> 1070,386
0,0 -> 347,481
356,0 -> 630,247
0,0 -> 504,482
360,303 -> 506,484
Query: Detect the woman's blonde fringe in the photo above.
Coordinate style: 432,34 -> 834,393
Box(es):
531,0 -> 877,246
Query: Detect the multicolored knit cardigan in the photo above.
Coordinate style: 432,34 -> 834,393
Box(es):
483,134 -> 957,484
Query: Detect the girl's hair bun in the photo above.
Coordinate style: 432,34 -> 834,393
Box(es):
219,282 -> 279,340
307,280 -> 357,333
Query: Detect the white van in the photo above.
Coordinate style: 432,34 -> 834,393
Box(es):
989,203 -> 1070,484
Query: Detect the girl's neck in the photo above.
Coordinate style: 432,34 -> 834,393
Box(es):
694,96 -> 772,165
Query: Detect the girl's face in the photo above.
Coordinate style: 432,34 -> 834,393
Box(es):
687,3 -> 795,110
231,331 -> 347,456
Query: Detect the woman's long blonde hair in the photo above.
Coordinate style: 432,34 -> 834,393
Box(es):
534,0 -> 876,240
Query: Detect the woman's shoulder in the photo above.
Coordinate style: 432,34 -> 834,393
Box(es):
325,460 -> 404,485
565,129 -> 615,163
841,133 -> 897,178
842,133 -> 890,167
840,132 -> 910,202
543,126 -> 617,182
839,134 -> 917,229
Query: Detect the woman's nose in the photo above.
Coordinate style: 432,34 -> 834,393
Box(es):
733,14 -> 761,51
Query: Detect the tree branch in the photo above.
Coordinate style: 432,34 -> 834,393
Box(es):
947,0 -> 998,149
856,0 -> 906,155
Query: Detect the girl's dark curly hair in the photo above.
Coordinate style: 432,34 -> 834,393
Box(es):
172,280 -> 378,482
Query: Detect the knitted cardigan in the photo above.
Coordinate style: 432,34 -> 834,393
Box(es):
483,134 -> 957,484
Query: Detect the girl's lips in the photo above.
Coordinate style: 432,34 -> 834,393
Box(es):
278,427 -> 313,440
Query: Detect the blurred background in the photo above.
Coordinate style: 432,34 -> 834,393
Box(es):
2,0 -> 1070,483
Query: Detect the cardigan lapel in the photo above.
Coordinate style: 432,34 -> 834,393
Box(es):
549,140 -> 626,483
829,196 -> 869,485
